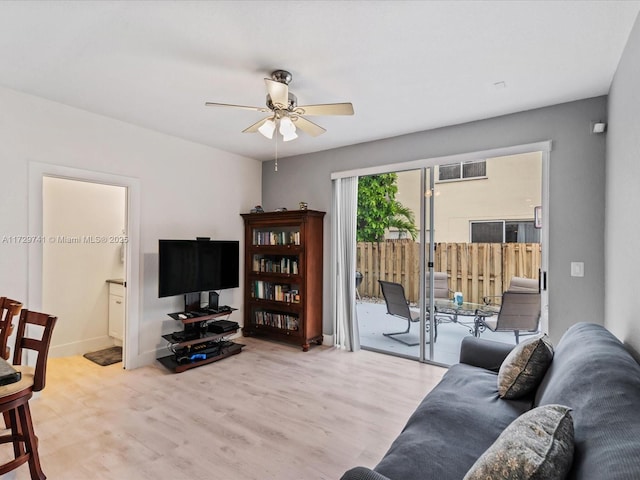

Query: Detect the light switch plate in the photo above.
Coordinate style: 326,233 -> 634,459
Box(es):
571,262 -> 584,277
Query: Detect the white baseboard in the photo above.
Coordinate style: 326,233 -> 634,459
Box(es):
323,334 -> 334,346
50,335 -> 116,359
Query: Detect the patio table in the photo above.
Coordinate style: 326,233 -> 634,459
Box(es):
433,299 -> 499,336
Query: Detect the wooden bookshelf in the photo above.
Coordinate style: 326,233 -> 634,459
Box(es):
241,210 -> 325,351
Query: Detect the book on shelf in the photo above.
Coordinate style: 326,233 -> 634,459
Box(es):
254,311 -> 300,331
253,256 -> 299,274
253,230 -> 301,246
252,281 -> 300,303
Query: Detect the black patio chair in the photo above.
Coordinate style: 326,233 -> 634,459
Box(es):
379,280 -> 443,346
477,291 -> 541,344
482,276 -> 539,304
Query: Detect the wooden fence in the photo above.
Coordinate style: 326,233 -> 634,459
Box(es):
356,240 -> 541,304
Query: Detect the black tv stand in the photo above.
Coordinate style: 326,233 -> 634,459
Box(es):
157,308 -> 243,373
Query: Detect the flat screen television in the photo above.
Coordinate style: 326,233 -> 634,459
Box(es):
158,239 -> 240,298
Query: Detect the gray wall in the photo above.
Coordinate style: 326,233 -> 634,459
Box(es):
606,15 -> 640,358
262,97 -> 607,344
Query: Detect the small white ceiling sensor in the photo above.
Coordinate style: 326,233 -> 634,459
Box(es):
592,122 -> 607,134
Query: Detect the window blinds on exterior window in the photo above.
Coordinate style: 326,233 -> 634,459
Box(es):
438,160 -> 486,181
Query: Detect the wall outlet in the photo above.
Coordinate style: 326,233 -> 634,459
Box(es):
571,262 -> 584,277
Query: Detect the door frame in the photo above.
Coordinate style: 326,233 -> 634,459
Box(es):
332,140 -> 551,363
28,162 -> 141,369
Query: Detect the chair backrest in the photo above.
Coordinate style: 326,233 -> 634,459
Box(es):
378,280 -> 413,320
12,309 -> 57,392
508,276 -> 539,293
426,272 -> 450,300
0,297 -> 23,360
496,291 -> 541,332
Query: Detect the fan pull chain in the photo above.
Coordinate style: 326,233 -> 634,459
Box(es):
274,126 -> 279,172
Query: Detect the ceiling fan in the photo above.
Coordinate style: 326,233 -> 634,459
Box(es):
205,69 -> 354,142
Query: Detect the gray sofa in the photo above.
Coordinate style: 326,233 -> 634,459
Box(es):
341,322 -> 640,480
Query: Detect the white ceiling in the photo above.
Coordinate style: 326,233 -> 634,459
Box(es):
1,1 -> 638,161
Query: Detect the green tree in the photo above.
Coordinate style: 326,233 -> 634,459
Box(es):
357,174 -> 418,242
388,201 -> 418,240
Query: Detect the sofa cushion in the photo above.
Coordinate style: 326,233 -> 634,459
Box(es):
341,466 -> 392,480
463,404 -> 574,480
498,334 -> 554,399
535,323 -> 640,479
459,337 -> 515,372
373,363 -> 532,480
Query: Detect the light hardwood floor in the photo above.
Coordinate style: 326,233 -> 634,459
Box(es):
5,338 -> 446,480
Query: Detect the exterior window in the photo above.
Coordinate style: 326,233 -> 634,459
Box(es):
438,160 -> 486,181
471,221 -> 503,243
471,220 -> 540,243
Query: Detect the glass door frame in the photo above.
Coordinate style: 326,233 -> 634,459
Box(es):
418,167 -> 437,362
331,140 -> 550,365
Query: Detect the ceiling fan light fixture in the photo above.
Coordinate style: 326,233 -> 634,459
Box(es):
282,130 -> 298,142
258,118 -> 276,139
205,69 -> 354,150
279,116 -> 298,142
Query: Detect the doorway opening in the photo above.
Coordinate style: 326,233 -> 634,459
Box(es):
28,161 -> 141,370
42,177 -> 127,364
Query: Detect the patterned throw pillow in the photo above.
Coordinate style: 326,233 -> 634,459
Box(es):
498,335 -> 554,399
463,404 -> 574,480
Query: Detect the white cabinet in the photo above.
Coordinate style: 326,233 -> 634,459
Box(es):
108,281 -> 125,342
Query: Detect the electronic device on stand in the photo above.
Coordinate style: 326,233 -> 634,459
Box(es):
156,238 -> 243,373
157,308 -> 242,373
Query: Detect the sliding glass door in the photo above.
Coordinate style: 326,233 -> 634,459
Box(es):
355,169 -> 422,360
352,150 -> 545,365
426,153 -> 544,364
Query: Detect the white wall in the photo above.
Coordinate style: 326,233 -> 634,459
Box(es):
43,177 -> 125,357
606,14 -> 640,358
0,85 -> 262,367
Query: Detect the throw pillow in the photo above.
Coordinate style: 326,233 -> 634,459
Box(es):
463,404 -> 574,480
498,334 -> 554,399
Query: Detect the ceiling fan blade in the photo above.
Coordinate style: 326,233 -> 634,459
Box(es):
293,116 -> 326,137
242,116 -> 273,133
205,102 -> 269,113
265,79 -> 289,108
294,103 -> 354,116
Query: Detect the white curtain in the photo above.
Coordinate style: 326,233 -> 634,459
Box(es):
332,176 -> 360,351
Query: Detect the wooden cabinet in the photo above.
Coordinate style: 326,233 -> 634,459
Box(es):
107,281 -> 125,343
241,210 -> 325,351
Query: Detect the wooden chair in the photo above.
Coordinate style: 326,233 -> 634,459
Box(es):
0,309 -> 57,480
0,298 -> 23,429
0,297 -> 23,360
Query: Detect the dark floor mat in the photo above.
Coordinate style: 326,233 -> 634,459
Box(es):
83,346 -> 122,366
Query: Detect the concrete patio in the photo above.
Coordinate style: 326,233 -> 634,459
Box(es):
356,300 -> 521,365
